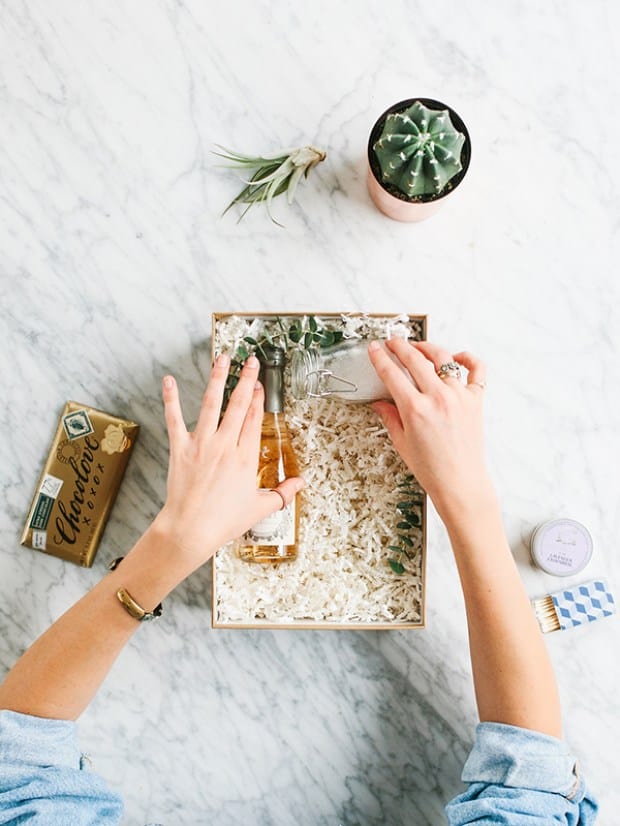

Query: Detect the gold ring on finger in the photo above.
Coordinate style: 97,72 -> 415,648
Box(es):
437,362 -> 462,381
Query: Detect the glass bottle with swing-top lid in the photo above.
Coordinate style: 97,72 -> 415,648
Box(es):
291,339 -> 412,403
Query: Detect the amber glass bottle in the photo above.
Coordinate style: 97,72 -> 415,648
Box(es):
236,345 -> 300,563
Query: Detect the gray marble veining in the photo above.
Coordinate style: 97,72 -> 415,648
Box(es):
1,1 -> 619,823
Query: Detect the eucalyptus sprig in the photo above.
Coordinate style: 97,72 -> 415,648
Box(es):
214,145 -> 326,226
286,316 -> 344,350
388,474 -> 424,575
222,315 -> 343,409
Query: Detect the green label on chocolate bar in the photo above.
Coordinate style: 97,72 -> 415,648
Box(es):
30,493 -> 54,531
63,409 -> 94,441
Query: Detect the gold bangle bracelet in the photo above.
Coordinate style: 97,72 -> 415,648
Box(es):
116,587 -> 163,622
109,556 -> 163,622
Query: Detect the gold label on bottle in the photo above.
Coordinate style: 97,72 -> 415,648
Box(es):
243,494 -> 296,546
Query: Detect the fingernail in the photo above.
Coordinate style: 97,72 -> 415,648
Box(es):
368,340 -> 380,352
246,354 -> 259,368
254,381 -> 262,391
216,353 -> 230,367
163,376 -> 174,389
296,477 -> 306,491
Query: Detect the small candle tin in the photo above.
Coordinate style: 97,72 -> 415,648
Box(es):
529,518 -> 593,577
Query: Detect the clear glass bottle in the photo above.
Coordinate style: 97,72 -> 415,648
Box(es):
236,345 -> 300,563
291,339 -> 409,402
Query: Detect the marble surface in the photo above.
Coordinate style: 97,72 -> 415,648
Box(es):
1,1 -> 619,823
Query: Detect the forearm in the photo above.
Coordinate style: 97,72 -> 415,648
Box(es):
0,520 -> 197,721
437,484 -> 562,738
0,361 -> 300,723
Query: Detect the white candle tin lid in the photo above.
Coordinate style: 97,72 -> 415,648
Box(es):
530,518 -> 593,576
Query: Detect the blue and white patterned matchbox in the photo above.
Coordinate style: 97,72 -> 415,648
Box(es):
533,579 -> 616,634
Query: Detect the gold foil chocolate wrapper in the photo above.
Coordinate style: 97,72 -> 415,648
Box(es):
21,402 -> 139,567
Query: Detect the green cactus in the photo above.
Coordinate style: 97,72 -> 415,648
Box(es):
373,101 -> 465,199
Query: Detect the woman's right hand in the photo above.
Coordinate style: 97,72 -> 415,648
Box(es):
368,339 -> 494,521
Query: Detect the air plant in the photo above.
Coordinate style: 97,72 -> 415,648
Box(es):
214,144 -> 326,225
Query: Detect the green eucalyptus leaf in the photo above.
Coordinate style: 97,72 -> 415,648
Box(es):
308,316 -> 318,332
304,331 -> 313,348
389,560 -> 405,575
388,472 -> 423,573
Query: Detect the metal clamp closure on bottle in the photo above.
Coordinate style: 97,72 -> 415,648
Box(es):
304,369 -> 359,398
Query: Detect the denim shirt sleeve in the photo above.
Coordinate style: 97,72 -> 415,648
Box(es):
0,709 -> 123,825
445,722 -> 598,825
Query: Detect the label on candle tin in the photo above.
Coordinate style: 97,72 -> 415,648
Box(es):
530,518 -> 593,576
243,496 -> 296,546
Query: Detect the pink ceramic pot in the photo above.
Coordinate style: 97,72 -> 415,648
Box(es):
367,97 -> 471,223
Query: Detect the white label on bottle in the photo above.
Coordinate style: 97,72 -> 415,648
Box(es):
243,495 -> 296,546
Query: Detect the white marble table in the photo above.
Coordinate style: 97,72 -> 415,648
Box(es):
1,2 -> 619,823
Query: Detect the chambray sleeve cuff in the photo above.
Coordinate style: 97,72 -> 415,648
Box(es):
445,722 -> 599,826
0,710 -> 123,825
461,722 -> 583,799
0,708 -> 83,768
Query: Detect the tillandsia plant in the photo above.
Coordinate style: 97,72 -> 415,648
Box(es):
388,474 -> 424,575
373,101 -> 465,200
214,145 -> 326,226
222,316 -> 344,409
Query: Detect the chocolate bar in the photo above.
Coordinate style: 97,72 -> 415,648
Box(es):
21,402 -> 139,566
